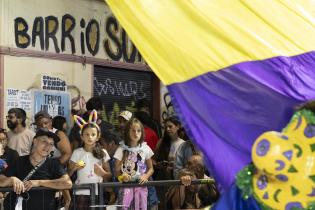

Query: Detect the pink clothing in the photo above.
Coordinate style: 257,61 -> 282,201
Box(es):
122,187 -> 148,210
114,143 -> 153,210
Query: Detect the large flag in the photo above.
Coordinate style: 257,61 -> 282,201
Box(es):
106,0 -> 315,190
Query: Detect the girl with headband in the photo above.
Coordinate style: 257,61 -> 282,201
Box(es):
68,110 -> 112,210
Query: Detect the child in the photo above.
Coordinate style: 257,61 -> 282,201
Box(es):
114,118 -> 154,210
68,110 -> 112,210
166,168 -> 201,209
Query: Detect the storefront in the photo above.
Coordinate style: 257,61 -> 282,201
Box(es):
0,0 -> 161,128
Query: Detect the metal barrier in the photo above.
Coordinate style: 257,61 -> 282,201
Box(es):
0,178 -> 215,210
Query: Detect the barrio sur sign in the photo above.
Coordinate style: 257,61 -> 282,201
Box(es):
14,14 -> 143,63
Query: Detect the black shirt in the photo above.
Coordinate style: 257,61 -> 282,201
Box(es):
4,155 -> 66,210
0,147 -> 19,175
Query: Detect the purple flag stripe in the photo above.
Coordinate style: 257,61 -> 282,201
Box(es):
167,51 -> 315,190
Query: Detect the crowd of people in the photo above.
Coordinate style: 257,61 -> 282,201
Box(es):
0,97 -> 219,210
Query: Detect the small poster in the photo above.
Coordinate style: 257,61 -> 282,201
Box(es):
41,75 -> 67,91
6,88 -> 32,112
33,90 -> 71,124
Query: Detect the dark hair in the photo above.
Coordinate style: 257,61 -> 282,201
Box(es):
81,123 -> 105,159
68,111 -> 91,148
134,111 -> 152,127
52,116 -> 67,131
34,110 -> 52,122
124,118 -> 144,146
154,116 -> 181,161
135,98 -> 150,110
101,131 -> 121,145
86,97 -> 103,111
178,127 -> 190,141
177,168 -> 195,179
296,100 -> 315,114
8,108 -> 27,127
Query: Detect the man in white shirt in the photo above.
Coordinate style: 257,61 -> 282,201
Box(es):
6,108 -> 35,156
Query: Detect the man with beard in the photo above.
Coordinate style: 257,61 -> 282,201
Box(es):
6,108 -> 35,156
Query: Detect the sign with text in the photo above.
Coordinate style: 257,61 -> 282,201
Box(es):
33,90 -> 71,124
6,0 -> 144,63
41,75 -> 67,91
6,88 -> 32,112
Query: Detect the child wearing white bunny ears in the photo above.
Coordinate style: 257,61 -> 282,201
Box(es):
68,110 -> 112,209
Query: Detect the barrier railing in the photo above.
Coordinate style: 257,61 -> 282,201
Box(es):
0,178 -> 215,210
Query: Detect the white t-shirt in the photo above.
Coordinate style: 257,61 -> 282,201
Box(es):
114,143 -> 154,179
168,138 -> 185,161
70,147 -> 110,195
7,128 -> 35,156
51,128 -> 61,158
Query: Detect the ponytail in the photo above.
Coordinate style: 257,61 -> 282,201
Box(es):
92,142 -> 105,159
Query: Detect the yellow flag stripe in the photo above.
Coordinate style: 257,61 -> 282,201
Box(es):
106,0 -> 315,85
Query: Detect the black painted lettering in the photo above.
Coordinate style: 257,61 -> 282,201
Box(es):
122,29 -> 137,63
32,17 -> 44,50
45,16 -> 60,53
104,16 -> 122,61
80,19 -> 86,54
14,17 -> 30,48
61,14 -> 76,54
86,19 -> 100,56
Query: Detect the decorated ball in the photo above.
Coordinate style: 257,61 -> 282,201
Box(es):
251,113 -> 315,209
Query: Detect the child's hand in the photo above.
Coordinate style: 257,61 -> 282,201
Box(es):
94,163 -> 106,177
122,173 -> 131,182
74,160 -> 85,170
180,175 -> 192,186
139,174 -> 148,184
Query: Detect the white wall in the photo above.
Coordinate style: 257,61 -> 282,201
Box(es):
3,55 -> 92,126
0,0 -> 144,63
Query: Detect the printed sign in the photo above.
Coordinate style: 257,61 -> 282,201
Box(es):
41,75 -> 67,91
33,90 -> 71,124
6,88 -> 32,112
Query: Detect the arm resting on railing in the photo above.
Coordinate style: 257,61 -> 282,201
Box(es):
0,175 -> 25,194
139,158 -> 154,184
23,174 -> 72,191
